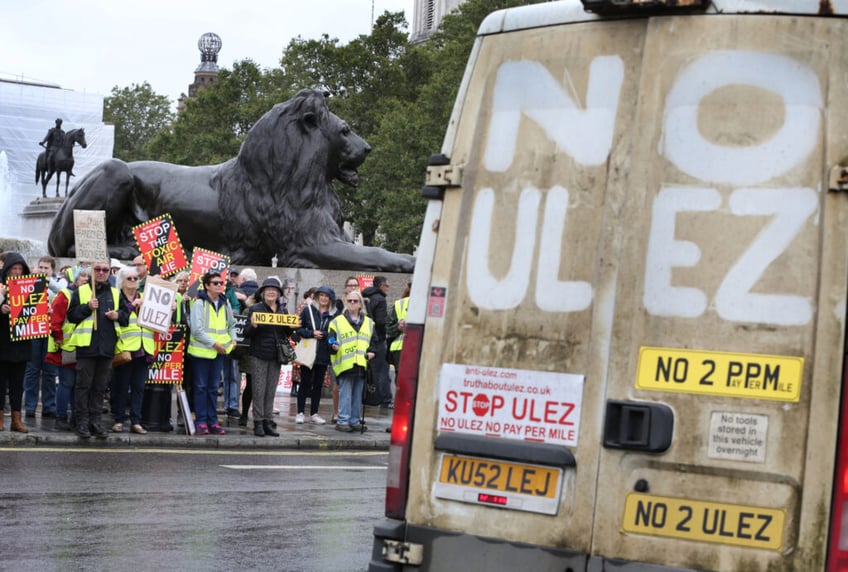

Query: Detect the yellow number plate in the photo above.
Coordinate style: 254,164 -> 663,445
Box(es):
622,493 -> 784,551
636,347 -> 803,402
252,312 -> 300,327
438,454 -> 559,499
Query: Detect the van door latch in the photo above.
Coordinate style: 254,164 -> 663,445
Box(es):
603,400 -> 673,453
828,165 -> 848,192
382,539 -> 424,565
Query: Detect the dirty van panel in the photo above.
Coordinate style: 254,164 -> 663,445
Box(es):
591,15 -> 848,571
402,19 -> 648,551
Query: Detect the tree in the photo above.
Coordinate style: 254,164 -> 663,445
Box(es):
103,82 -> 173,162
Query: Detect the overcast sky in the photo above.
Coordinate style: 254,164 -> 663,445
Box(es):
0,0 -> 411,105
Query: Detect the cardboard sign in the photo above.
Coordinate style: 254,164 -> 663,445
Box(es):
137,276 -> 178,335
278,363 -> 293,392
252,312 -> 300,327
131,214 -> 189,278
73,210 -> 108,263
437,363 -> 585,447
187,247 -> 230,296
7,274 -> 49,340
148,325 -> 184,384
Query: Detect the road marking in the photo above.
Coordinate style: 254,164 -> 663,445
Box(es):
0,447 -> 387,457
221,465 -> 387,470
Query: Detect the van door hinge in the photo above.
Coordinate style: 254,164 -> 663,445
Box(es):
382,539 -> 424,565
425,163 -> 463,187
828,165 -> 848,192
422,154 -> 463,200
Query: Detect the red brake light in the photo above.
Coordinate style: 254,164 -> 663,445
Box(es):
385,324 -> 423,519
828,364 -> 848,571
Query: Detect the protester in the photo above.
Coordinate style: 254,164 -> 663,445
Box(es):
362,276 -> 393,408
291,288 -> 316,396
295,286 -> 336,425
329,289 -> 376,432
110,265 -> 149,434
331,277 -> 360,422
244,278 -> 293,437
65,261 -> 127,438
187,271 -> 236,435
222,272 -> 242,419
0,252 -> 34,432
23,256 -> 62,419
172,271 -> 193,420
235,268 -> 259,313
131,256 -> 148,292
387,283 -> 411,370
46,265 -> 90,430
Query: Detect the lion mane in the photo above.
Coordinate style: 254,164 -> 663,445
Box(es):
48,89 -> 415,272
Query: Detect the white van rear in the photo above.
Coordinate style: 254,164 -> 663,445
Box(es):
370,1 -> 848,570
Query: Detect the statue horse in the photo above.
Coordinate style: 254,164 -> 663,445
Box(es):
36,128 -> 87,198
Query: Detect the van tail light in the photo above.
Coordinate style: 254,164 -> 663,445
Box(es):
385,323 -> 423,519
828,362 -> 848,571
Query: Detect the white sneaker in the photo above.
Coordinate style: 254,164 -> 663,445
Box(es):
295,413 -> 305,424
310,414 -> 326,425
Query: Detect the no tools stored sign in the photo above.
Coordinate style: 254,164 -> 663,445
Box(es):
437,363 -> 584,446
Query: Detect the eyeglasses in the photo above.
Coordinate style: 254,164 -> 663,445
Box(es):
346,299 -> 360,304
93,267 -> 110,273
125,276 -> 139,282
345,284 -> 358,289
209,280 -> 224,286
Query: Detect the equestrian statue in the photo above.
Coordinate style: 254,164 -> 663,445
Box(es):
36,118 -> 87,198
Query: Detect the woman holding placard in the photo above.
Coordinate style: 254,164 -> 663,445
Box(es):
0,252 -> 33,433
244,278 -> 293,437
111,265 -> 149,434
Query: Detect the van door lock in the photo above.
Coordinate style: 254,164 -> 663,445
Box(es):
603,400 -> 674,453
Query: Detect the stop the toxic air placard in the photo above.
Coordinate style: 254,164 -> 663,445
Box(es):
437,363 -> 584,446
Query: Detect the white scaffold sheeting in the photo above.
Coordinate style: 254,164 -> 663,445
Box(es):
0,80 -> 115,241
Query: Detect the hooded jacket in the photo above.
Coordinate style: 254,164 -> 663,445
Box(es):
361,285 -> 387,342
0,252 -> 32,363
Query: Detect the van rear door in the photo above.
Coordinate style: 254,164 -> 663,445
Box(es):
404,7 -> 848,572
590,14 -> 848,570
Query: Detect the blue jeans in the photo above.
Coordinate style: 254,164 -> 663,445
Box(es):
222,356 -> 239,411
24,337 -> 57,414
56,367 -> 76,420
337,368 -> 365,426
111,357 -> 147,425
191,355 -> 224,426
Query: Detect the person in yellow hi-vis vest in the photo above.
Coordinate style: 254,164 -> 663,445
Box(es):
110,265 -> 150,435
46,265 -> 91,431
329,289 -> 377,432
66,262 -> 129,439
187,271 -> 236,436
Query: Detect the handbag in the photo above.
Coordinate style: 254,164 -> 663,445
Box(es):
61,350 -> 77,365
112,350 -> 132,368
275,331 -> 296,364
294,308 -> 318,369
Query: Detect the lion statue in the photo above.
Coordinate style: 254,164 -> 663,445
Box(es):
47,89 -> 415,272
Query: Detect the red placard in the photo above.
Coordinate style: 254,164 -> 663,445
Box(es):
187,247 -> 230,296
147,326 -> 184,384
131,213 -> 188,278
7,274 -> 50,340
357,275 -> 374,291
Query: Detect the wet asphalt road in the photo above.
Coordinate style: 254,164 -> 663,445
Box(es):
0,448 -> 388,572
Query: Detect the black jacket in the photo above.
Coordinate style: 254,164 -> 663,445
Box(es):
361,286 -> 387,342
244,301 -> 292,362
0,252 -> 32,363
67,280 -> 130,359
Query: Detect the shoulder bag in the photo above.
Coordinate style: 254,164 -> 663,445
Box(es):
294,308 -> 318,369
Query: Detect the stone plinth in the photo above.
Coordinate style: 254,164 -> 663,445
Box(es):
20,197 -> 63,245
